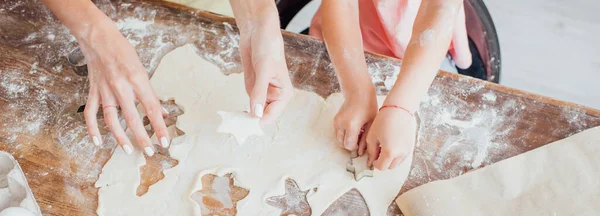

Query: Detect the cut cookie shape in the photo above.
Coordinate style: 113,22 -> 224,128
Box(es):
216,111 -> 263,145
346,151 -> 374,181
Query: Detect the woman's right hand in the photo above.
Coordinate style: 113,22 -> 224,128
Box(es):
79,18 -> 168,156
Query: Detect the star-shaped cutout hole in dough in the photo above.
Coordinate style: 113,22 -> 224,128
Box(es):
137,99 -> 184,196
266,178 -> 314,216
190,173 -> 249,215
217,111 -> 263,144
137,147 -> 179,196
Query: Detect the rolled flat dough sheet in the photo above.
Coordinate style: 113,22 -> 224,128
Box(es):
396,126 -> 600,216
95,45 -> 412,215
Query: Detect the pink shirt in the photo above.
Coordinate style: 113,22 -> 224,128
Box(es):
309,0 -> 465,60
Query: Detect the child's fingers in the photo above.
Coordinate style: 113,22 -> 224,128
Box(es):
358,124 -> 370,156
335,128 -> 345,147
366,133 -> 380,167
389,156 -> 406,170
374,148 -> 394,170
343,124 -> 361,151
450,5 -> 472,69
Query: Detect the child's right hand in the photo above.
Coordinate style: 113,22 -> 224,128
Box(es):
366,106 -> 416,170
334,88 -> 378,155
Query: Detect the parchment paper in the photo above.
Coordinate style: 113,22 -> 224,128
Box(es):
396,126 -> 600,216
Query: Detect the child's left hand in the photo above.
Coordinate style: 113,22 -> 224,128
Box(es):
366,107 -> 416,170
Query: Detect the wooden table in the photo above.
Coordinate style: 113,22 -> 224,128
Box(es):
1,0 -> 599,215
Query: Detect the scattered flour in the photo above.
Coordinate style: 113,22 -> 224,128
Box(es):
482,92 -> 497,102
415,81 -> 522,179
419,29 -> 435,46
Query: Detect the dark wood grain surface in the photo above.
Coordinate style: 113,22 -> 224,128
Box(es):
0,0 -> 599,215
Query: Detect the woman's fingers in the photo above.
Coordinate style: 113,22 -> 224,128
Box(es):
135,81 -> 169,148
248,71 -> 270,119
101,92 -> 134,155
260,100 -> 286,126
112,83 -> 155,156
84,86 -> 102,146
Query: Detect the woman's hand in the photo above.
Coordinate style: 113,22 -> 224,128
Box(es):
40,0 -> 168,156
81,19 -> 168,156
366,107 -> 416,170
334,88 -> 378,155
232,0 -> 293,125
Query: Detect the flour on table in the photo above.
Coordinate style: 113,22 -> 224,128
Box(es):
95,45 -> 412,215
0,152 -> 41,216
216,111 -> 263,145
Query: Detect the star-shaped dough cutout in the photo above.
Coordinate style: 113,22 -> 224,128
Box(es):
190,173 -> 249,216
346,151 -> 374,181
265,178 -> 313,216
217,111 -> 263,144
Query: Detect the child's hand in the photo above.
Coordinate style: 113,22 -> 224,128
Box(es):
366,107 -> 416,170
334,90 -> 378,154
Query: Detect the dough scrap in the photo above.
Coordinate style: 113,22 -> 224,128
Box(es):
396,126 -> 600,216
95,45 -> 412,215
216,111 -> 263,145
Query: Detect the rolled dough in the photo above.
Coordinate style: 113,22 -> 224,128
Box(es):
95,45 -> 413,215
396,126 -> 600,216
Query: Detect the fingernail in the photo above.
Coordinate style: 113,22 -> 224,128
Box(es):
160,137 -> 170,148
123,145 -> 133,155
144,146 -> 155,156
92,136 -> 101,146
253,104 -> 264,118
161,107 -> 170,115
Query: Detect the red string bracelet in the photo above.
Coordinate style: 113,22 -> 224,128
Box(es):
379,105 -> 414,117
